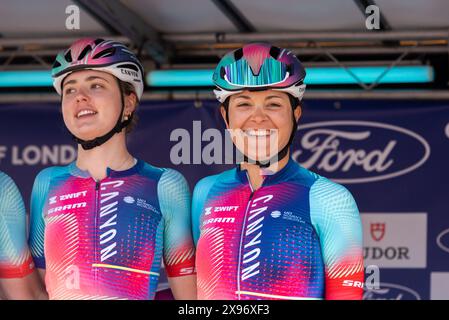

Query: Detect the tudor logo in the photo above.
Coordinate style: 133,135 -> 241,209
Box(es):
371,223 -> 386,242
362,213 -> 427,268
292,121 -> 430,184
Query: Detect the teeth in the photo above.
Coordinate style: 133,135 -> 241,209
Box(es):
77,110 -> 97,118
244,129 -> 275,137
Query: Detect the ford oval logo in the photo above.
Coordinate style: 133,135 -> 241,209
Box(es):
437,228 -> 449,254
292,121 -> 430,184
363,282 -> 421,300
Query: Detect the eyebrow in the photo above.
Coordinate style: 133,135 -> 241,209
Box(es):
63,75 -> 109,86
234,95 -> 252,100
265,95 -> 283,100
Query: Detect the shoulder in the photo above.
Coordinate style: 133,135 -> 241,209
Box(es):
309,174 -> 355,205
31,165 -> 72,200
0,171 -> 15,190
193,168 -> 234,198
0,171 -> 21,200
308,174 -> 359,228
139,163 -> 191,203
34,164 -> 71,183
139,161 -> 187,186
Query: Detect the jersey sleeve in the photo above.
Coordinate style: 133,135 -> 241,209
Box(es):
0,172 -> 35,278
191,175 -> 217,246
158,169 -> 196,277
29,168 -> 52,270
310,177 -> 364,300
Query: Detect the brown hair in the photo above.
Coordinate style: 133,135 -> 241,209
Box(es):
119,80 -> 139,134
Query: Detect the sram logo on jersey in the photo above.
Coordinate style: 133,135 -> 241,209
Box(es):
47,202 -> 87,215
202,216 -> 235,226
179,267 -> 196,276
343,280 -> 364,288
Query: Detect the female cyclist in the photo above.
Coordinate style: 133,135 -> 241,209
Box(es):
192,43 -> 364,300
29,38 -> 196,300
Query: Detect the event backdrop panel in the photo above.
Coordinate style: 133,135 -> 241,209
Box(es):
1,99 -> 448,300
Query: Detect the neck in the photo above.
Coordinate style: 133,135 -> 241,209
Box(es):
240,151 -> 290,191
76,132 -> 134,180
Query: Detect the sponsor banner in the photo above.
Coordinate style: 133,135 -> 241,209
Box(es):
364,282 -> 422,300
1,99 -> 449,299
430,272 -> 449,300
361,213 -> 427,268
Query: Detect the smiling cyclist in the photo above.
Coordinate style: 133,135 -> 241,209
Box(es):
192,42 -> 364,300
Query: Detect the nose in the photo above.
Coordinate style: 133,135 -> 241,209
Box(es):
75,87 -> 89,103
250,105 -> 268,123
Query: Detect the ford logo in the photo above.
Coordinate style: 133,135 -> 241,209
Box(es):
437,228 -> 449,254
363,282 -> 421,300
292,121 -> 430,184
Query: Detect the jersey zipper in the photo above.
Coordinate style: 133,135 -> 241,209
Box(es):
236,172 -> 256,300
94,180 -> 100,294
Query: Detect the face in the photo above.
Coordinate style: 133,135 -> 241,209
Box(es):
61,69 -> 136,140
221,90 -> 301,162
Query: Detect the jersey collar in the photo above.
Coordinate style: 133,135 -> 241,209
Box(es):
235,156 -> 298,186
68,158 -> 143,178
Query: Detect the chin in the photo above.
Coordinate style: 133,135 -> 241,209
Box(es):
69,127 -> 101,140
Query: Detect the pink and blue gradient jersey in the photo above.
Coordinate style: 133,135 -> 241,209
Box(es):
29,160 -> 195,300
0,171 -> 35,279
192,157 -> 364,300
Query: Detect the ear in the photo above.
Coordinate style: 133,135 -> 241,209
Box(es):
293,104 -> 302,122
220,105 -> 230,129
124,92 -> 137,115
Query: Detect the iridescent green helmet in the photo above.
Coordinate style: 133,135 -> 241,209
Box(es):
212,42 -> 306,103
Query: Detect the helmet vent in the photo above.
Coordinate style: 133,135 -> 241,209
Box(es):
116,63 -> 139,71
94,38 -> 104,46
220,66 -> 226,79
93,47 -> 116,59
234,48 -> 244,61
64,50 -> 72,63
269,46 -> 281,59
52,60 -> 61,68
77,45 -> 92,60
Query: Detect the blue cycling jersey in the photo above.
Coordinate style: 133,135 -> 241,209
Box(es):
192,157 -> 364,300
0,171 -> 34,278
29,160 -> 195,300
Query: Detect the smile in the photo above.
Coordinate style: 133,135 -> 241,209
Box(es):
76,109 -> 98,118
243,129 -> 277,137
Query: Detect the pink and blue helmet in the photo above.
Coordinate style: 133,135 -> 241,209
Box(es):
212,42 -> 306,103
52,38 -> 144,99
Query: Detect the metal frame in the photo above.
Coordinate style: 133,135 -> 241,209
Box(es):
210,0 -> 256,32
73,0 -> 168,65
0,1 -> 448,95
